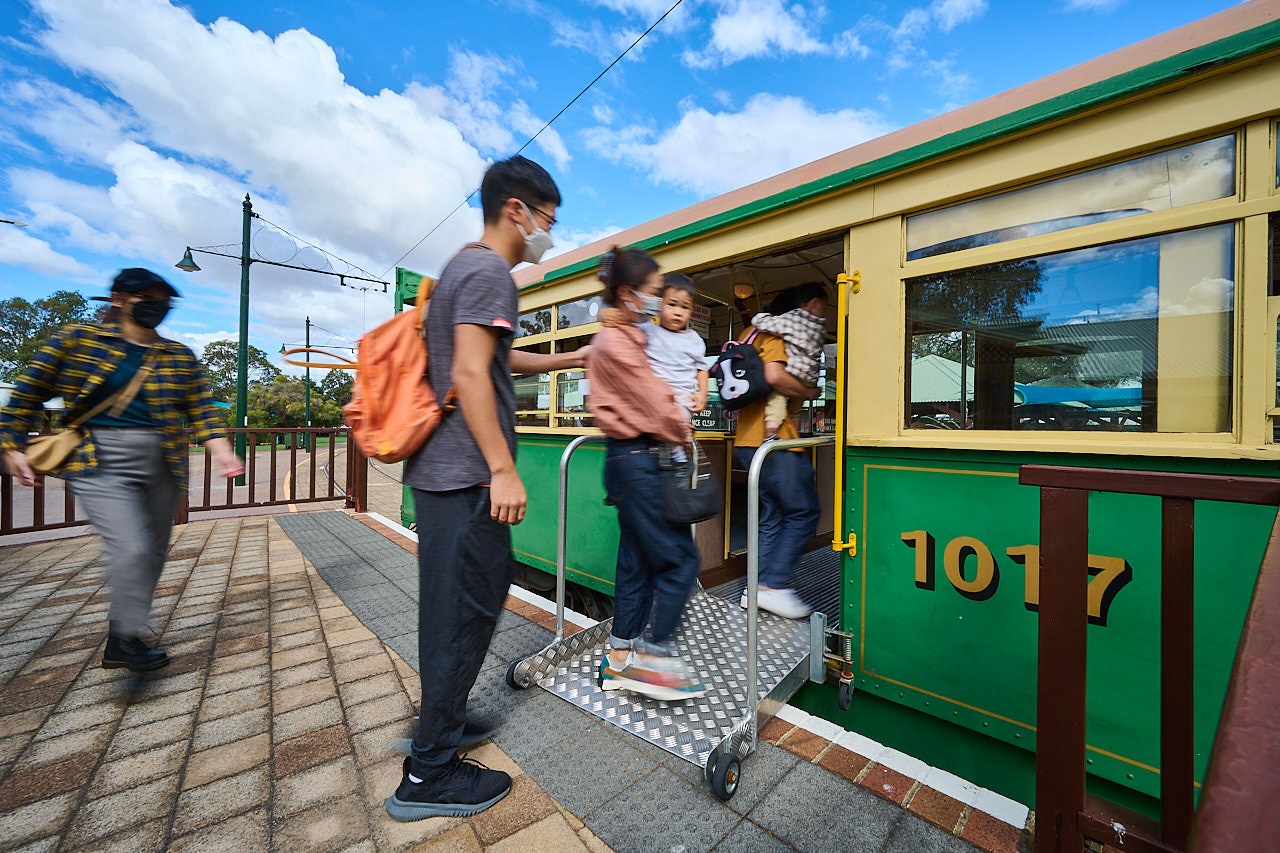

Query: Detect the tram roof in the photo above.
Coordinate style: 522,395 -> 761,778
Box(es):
515,1 -> 1280,293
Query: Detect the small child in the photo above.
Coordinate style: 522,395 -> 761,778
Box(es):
750,300 -> 826,438
643,274 -> 709,420
601,273 -> 709,432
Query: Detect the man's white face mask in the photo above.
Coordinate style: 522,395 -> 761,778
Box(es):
516,201 -> 554,264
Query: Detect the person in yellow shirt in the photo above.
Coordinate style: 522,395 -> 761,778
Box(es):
733,282 -> 827,618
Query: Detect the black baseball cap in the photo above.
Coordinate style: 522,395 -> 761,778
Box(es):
92,267 -> 181,301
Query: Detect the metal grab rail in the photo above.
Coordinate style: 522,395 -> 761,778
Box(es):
556,434 -> 607,640
745,436 -> 835,749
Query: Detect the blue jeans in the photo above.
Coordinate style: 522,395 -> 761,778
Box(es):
734,446 -> 820,589
605,438 -> 700,650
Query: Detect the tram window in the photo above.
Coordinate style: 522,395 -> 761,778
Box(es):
518,307 -> 552,338
906,135 -> 1235,261
906,223 -> 1234,433
514,371 -> 550,428
558,295 -> 603,330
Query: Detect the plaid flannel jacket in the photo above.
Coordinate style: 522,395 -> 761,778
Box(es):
0,322 -> 225,486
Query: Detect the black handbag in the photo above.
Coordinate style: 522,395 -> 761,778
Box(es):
658,442 -> 720,525
710,330 -> 771,412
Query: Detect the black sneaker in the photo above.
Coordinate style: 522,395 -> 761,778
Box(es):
385,755 -> 511,820
102,634 -> 169,672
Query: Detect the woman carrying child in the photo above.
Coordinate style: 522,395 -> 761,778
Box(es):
751,286 -> 827,440
730,282 -> 828,619
586,247 -> 706,700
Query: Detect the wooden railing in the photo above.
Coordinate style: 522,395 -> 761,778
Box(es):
1,427 -> 368,535
1019,465 -> 1280,853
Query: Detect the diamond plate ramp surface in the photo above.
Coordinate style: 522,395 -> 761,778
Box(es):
537,588 -> 809,769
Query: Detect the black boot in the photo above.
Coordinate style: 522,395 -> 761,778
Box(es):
103,632 -> 169,672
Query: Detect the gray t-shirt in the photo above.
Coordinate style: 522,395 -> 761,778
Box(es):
404,245 -> 516,492
642,323 -> 705,408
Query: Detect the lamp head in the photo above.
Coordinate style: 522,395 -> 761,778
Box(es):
175,248 -> 201,273
732,283 -> 754,300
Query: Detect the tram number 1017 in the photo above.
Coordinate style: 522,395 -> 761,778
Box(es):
899,531 -> 1132,627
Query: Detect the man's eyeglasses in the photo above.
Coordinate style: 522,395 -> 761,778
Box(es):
527,204 -> 557,230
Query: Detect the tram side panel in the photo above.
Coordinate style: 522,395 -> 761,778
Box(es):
843,446 -> 1277,802
511,436 -> 619,596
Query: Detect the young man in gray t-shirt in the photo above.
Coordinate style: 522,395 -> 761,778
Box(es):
387,156 -> 586,821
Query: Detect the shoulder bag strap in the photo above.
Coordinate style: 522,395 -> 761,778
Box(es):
66,352 -> 154,429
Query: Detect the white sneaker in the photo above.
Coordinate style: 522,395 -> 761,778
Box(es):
739,587 -> 811,619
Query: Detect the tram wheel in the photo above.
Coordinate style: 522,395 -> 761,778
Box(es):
839,680 -> 854,711
710,755 -> 740,801
505,660 -> 532,690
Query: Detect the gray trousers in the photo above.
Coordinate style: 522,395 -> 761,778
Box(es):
67,427 -> 179,637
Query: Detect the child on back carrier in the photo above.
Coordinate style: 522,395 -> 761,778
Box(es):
751,291 -> 826,439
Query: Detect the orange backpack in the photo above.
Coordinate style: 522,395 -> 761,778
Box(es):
283,280 -> 455,464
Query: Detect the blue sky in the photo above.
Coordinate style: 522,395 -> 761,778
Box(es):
0,0 -> 1244,363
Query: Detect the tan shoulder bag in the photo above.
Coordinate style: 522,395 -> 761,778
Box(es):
24,360 -> 154,475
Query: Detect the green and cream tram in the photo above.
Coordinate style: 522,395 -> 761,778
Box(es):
410,4 -> 1280,811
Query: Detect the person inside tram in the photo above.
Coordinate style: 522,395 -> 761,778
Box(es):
587,247 -> 707,701
732,282 -> 827,619
750,287 -> 827,440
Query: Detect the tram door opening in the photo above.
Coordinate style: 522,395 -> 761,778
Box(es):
686,236 -> 845,581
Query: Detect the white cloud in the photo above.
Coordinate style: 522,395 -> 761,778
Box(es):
833,30 -> 872,60
931,0 -> 988,32
0,225 -> 98,279
1,0 -> 581,357
1064,0 -> 1125,10
406,48 -> 570,172
683,0 -> 825,68
584,93 -> 893,196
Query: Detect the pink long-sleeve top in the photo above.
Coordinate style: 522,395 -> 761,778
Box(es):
587,322 -> 689,444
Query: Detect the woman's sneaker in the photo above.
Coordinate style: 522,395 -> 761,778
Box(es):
739,587 -> 812,619
599,653 -> 706,701
385,755 -> 511,821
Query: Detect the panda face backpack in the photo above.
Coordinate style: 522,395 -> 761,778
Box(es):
709,330 -> 770,412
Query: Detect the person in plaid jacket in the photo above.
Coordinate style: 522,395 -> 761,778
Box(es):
1,268 -> 243,672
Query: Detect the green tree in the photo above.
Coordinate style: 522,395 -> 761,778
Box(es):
246,376 -> 342,429
200,340 -> 282,404
318,369 -> 354,408
0,290 -> 95,381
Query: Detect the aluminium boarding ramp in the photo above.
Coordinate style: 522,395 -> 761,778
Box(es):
506,435 -> 838,800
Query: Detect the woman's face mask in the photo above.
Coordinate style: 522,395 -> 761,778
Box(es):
624,291 -> 661,319
130,297 -> 171,329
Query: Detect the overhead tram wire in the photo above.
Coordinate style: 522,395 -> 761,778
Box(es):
378,0 -> 686,278
252,214 -> 387,287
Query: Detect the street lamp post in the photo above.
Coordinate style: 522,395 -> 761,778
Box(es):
175,195 -> 387,483
303,316 -> 311,451
235,195 -> 253,482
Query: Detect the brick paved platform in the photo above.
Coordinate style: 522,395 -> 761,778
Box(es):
0,511 -> 1030,852
0,517 -> 606,852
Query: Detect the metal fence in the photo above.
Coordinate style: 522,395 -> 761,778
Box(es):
1,427 -> 368,537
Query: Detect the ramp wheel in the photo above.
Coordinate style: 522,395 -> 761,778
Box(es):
839,680 -> 854,711
505,660 -> 532,690
710,754 -> 740,801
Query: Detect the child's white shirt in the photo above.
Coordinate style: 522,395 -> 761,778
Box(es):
642,323 -> 705,408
